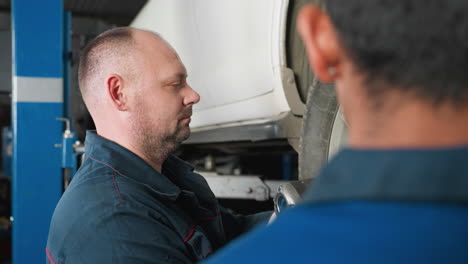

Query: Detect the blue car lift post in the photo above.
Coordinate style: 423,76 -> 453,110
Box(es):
58,11 -> 82,184
11,0 -> 64,262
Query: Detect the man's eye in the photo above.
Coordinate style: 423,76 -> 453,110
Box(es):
172,82 -> 183,88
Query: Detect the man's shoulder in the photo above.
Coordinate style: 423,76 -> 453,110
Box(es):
47,161 -> 170,243
201,205 -> 314,264
203,202 -> 468,264
59,161 -> 125,210
66,158 -> 165,206
47,174 -> 172,262
50,161 -> 172,228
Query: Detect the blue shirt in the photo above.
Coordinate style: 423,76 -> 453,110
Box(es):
203,147 -> 468,264
46,131 -> 270,264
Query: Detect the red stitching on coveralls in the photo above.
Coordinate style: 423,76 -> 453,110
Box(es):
112,170 -> 124,202
87,155 -> 177,198
46,247 -> 58,264
183,212 -> 221,243
199,212 -> 221,221
88,155 -> 126,176
183,224 -> 197,243
88,155 -> 124,202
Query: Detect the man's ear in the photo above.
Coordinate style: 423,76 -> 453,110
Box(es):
297,4 -> 342,83
106,74 -> 128,111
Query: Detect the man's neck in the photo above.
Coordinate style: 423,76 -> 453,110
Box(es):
128,144 -> 165,173
348,97 -> 468,149
96,129 -> 166,172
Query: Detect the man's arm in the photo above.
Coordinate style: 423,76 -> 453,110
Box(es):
219,206 -> 272,241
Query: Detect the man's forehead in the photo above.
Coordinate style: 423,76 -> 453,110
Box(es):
158,62 -> 187,81
147,47 -> 187,81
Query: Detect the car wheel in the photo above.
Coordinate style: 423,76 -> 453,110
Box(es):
298,80 -> 347,180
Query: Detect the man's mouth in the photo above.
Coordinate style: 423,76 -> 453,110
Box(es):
180,109 -> 192,121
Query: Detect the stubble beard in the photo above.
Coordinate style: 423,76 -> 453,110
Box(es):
132,117 -> 191,167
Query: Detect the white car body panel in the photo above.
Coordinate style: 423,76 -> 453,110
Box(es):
131,0 -> 292,129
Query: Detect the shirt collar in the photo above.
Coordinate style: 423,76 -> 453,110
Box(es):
304,146 -> 468,204
84,131 -> 194,201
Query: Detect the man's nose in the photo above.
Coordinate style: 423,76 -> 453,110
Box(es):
184,84 -> 201,106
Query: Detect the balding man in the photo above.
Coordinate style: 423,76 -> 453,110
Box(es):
46,28 -> 270,264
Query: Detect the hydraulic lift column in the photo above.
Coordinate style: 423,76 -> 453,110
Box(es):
11,0 -> 63,262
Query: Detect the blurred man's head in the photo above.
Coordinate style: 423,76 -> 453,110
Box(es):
78,27 -> 200,170
298,0 -> 468,148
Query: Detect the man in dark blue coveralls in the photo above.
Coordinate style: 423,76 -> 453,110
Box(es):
204,0 -> 468,263
46,28 -> 270,263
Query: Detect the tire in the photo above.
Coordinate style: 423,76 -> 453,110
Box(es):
298,80 -> 340,180
286,0 -> 346,180
286,0 -> 315,103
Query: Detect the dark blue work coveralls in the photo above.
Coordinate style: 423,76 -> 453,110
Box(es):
46,131 -> 270,263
